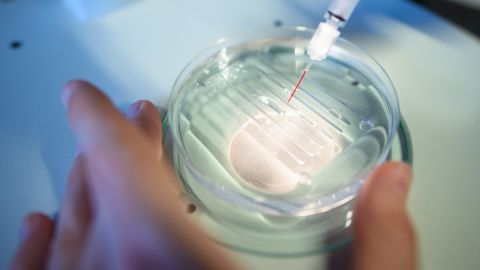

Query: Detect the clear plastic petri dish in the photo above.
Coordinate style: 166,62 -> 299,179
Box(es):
167,27 -> 404,255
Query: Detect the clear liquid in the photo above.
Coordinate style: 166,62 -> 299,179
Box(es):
175,41 -> 389,205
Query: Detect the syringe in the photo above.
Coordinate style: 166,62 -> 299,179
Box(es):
288,0 -> 359,102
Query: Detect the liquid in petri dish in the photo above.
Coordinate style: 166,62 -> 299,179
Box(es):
174,39 -> 392,214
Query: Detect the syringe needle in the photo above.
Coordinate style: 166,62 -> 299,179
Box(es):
288,62 -> 313,103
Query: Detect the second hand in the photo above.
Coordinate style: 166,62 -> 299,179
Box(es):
288,62 -> 313,103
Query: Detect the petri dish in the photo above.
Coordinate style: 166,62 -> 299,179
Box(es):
167,27 -> 404,255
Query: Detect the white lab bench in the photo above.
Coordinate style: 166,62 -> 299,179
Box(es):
0,0 -> 479,269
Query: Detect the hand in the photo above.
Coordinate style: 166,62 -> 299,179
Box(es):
9,80 -> 416,270
9,80 -> 237,270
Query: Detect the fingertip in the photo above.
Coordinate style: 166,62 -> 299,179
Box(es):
354,162 -> 414,235
131,100 -> 156,113
22,212 -> 53,230
21,213 -> 54,241
369,162 -> 412,196
61,79 -> 134,154
127,100 -> 163,144
127,100 -> 144,117
62,80 -> 94,108
372,162 -> 412,178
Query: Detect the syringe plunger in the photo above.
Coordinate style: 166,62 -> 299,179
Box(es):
328,0 -> 359,21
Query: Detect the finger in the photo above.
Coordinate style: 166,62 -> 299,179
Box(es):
49,154 -> 92,269
353,162 -> 417,270
62,80 -> 146,161
61,80 -> 177,213
63,154 -> 92,230
126,101 -> 181,191
126,100 -> 163,157
10,213 -> 54,270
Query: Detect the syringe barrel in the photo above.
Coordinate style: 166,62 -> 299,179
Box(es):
327,0 -> 359,22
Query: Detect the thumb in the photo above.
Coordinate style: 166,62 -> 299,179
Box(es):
353,162 -> 417,270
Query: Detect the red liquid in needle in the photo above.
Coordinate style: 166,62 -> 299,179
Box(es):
288,62 -> 313,103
